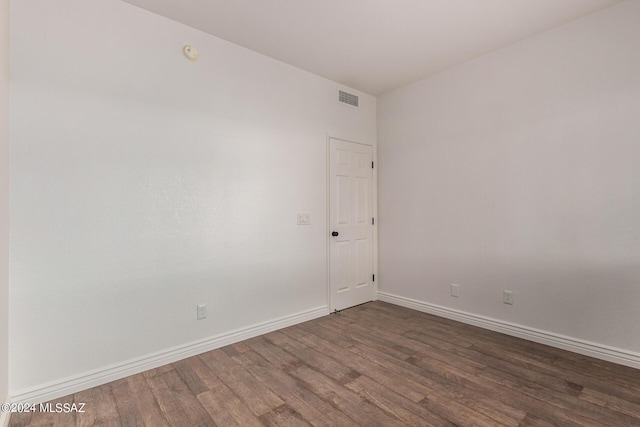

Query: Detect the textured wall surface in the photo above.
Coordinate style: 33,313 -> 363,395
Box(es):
1,0 -> 10,410
378,1 -> 640,353
10,0 -> 375,393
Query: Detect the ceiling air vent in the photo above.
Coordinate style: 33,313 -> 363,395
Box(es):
338,90 -> 359,108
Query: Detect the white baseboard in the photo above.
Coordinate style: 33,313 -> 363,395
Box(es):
0,410 -> 10,427
378,291 -> 640,370
11,305 -> 329,404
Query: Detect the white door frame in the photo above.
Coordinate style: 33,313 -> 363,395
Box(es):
326,134 -> 378,312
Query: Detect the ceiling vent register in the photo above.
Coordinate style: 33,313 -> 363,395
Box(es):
338,90 -> 359,108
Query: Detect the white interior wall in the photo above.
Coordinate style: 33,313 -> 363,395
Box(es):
9,0 -> 375,397
1,0 -> 10,415
378,0 -> 640,357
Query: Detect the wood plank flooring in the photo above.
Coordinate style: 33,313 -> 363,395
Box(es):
9,301 -> 640,426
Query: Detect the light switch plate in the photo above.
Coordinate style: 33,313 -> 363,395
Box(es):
297,213 -> 311,225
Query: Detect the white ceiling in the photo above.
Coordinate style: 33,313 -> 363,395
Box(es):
121,0 -> 622,95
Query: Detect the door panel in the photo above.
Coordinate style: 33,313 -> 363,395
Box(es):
329,138 -> 374,311
356,177 -> 368,224
336,241 -> 350,292
337,175 -> 350,224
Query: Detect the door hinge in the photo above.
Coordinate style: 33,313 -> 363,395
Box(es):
372,274 -> 375,282
372,218 -> 375,225
372,161 -> 374,169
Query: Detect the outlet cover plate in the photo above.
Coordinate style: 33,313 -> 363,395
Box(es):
450,284 -> 460,298
503,290 -> 513,305
197,304 -> 207,320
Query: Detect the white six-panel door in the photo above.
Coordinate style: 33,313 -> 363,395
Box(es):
329,138 -> 374,311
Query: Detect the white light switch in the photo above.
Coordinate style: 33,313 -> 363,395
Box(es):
297,213 -> 311,225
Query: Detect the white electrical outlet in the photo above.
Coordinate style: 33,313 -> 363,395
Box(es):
197,304 -> 207,320
450,284 -> 460,298
503,290 -> 513,305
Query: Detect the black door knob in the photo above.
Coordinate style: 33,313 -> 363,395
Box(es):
331,231 -> 339,236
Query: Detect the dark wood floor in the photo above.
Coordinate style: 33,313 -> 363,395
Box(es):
9,301 -> 640,426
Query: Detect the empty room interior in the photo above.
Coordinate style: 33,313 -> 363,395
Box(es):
1,0 -> 640,426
